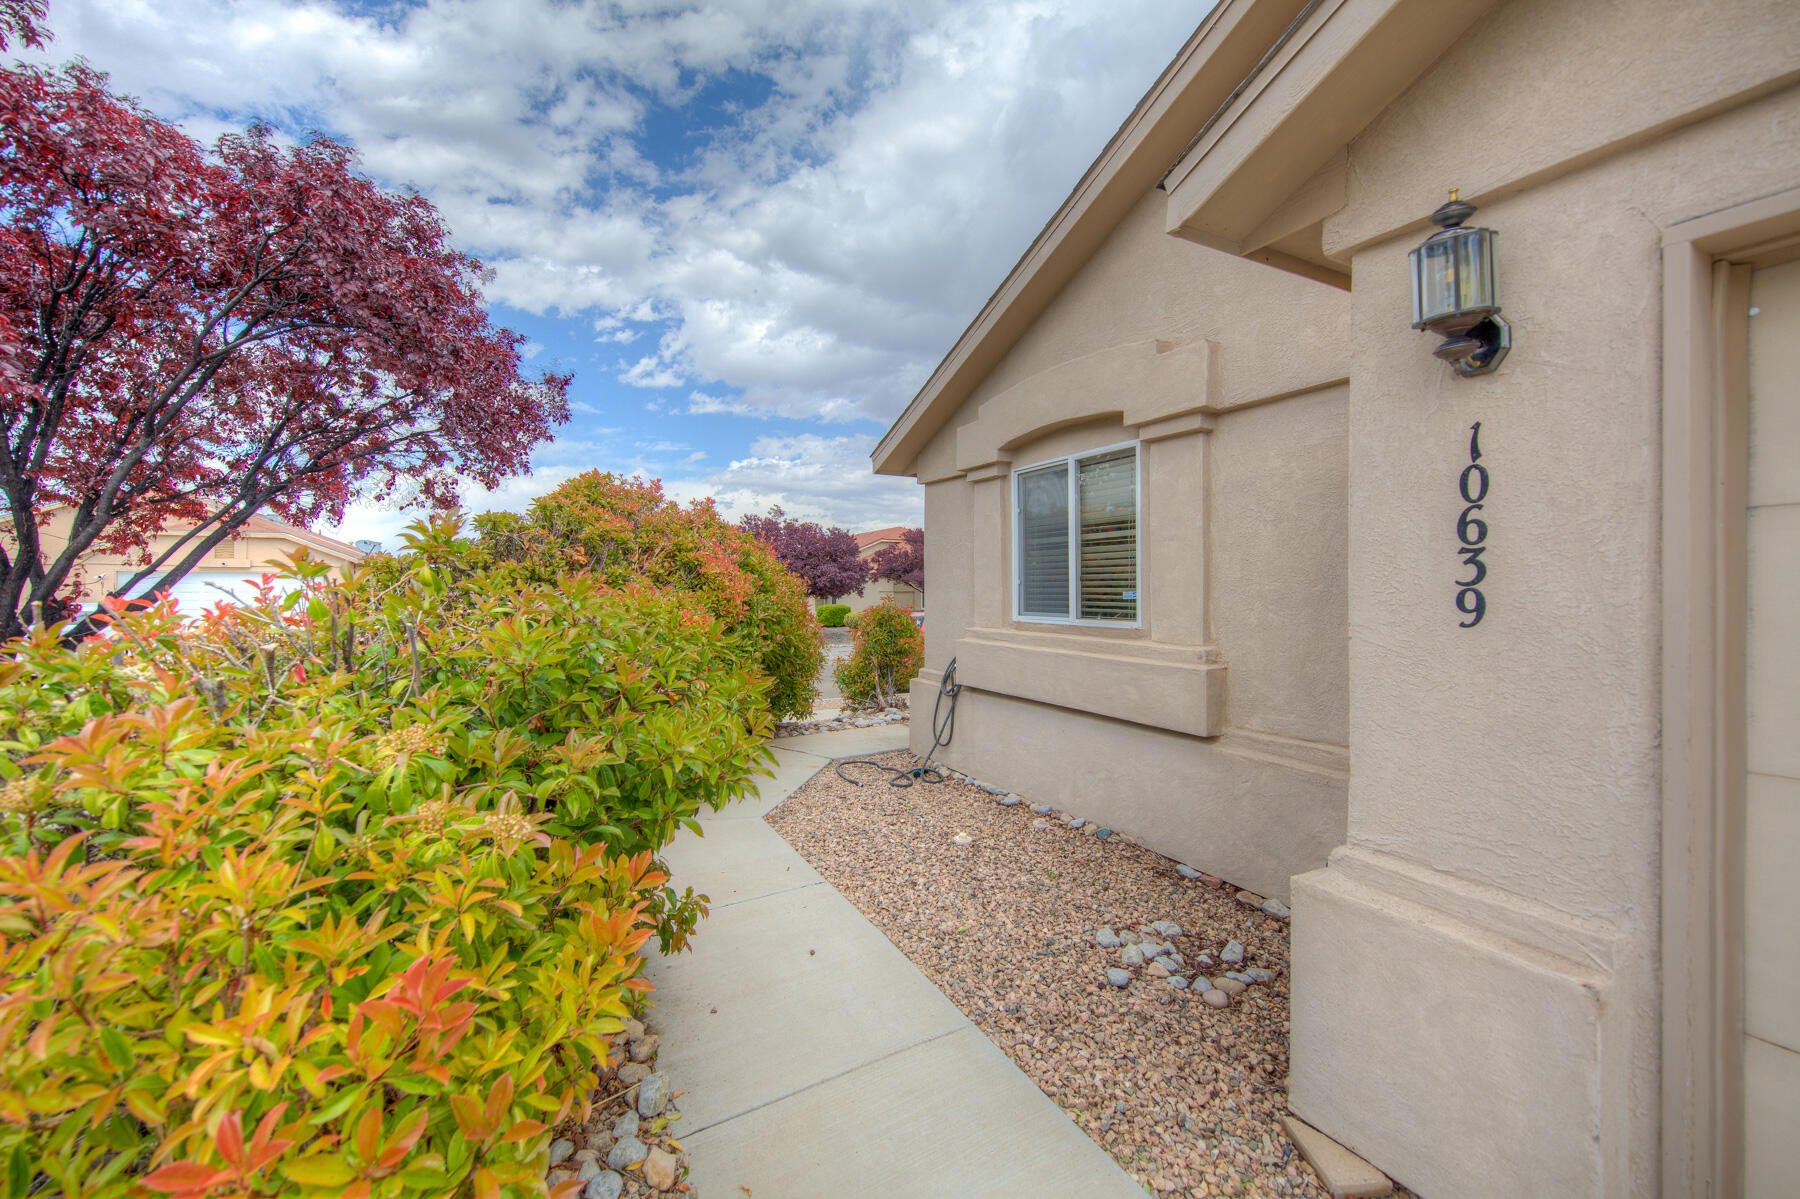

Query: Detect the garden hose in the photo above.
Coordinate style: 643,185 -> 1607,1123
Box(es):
834,657 -> 960,788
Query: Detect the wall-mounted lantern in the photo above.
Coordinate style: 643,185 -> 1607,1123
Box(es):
1409,189 -> 1509,377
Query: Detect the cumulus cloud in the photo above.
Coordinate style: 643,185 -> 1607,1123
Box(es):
618,355 -> 687,388
684,390 -> 764,418
667,433 -> 921,530
39,0 -> 1206,537
34,0 -> 1210,427
327,432 -> 915,549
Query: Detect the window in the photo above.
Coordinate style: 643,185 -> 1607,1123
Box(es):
1014,443 -> 1138,623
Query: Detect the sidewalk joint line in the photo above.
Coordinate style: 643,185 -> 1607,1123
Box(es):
709,880 -> 823,910
680,1024 -> 967,1138
768,746 -> 836,762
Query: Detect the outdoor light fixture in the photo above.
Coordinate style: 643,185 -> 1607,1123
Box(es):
1409,189 -> 1509,377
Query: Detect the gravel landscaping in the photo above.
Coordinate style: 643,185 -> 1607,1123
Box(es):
773,701 -> 909,737
544,1021 -> 692,1198
766,750 -> 1348,1198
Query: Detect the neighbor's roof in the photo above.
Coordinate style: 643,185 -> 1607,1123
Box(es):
238,515 -> 365,561
854,526 -> 911,551
871,0 -> 1312,478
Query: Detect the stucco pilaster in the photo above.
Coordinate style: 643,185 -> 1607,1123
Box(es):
1141,425 -> 1210,646
966,465 -> 1010,631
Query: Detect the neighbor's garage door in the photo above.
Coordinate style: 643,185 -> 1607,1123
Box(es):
1743,255 -> 1800,1196
126,568 -> 306,620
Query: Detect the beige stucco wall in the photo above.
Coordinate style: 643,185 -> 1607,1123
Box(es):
21,509 -> 360,601
909,187 -> 1352,900
973,191 -> 1347,418
828,544 -> 922,615
1211,387 -> 1349,747
1282,2 -> 1800,1195
833,580 -> 921,615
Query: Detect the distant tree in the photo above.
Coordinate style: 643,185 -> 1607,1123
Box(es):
739,506 -> 870,601
869,527 -> 923,596
0,57 -> 569,638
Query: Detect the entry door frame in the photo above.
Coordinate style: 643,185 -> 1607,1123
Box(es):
1661,185 -> 1800,1199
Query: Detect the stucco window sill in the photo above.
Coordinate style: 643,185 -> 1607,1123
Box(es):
953,626 -> 1225,738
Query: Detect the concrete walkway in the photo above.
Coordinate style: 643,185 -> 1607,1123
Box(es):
643,725 -> 1145,1199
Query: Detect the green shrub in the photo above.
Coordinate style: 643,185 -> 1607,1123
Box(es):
843,609 -> 863,629
0,516 -> 771,1197
475,472 -> 823,720
817,604 -> 850,627
833,600 -> 924,709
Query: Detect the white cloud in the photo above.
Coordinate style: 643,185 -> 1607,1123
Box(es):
458,463 -> 590,514
329,432 -> 916,546
618,355 -> 687,389
38,0 -> 1202,540
35,0 -> 1212,426
592,316 -> 640,344
667,433 -> 920,530
684,390 -> 764,418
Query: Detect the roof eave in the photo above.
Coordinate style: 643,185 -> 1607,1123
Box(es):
1160,0 -> 1503,269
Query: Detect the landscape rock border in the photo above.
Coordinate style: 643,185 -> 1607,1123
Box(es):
774,701 -> 908,737
542,1018 -> 695,1198
949,771 -> 1297,927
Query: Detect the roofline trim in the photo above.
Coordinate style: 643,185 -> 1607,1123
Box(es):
871,0 -> 1310,478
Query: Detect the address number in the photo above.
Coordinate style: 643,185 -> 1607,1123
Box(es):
1457,421 -> 1487,627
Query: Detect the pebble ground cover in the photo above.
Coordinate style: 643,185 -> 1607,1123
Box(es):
767,751 -> 1334,1198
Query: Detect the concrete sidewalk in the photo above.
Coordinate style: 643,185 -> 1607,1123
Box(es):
643,726 -> 1144,1199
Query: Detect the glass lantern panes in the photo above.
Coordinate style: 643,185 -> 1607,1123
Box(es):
1410,225 -> 1499,334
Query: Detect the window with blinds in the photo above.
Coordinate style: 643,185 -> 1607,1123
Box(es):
1016,462 -> 1070,617
1076,448 -> 1136,621
1012,443 -> 1138,624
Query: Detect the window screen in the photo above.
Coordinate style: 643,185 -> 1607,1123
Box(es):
1014,444 -> 1137,623
1076,448 -> 1137,621
1017,462 -> 1070,617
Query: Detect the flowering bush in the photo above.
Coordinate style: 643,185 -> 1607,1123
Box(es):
0,516 -> 771,1197
476,472 -> 823,720
833,599 -> 924,709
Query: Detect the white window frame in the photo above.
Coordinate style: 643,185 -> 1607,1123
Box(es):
1010,439 -> 1142,628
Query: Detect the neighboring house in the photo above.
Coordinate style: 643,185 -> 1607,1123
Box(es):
31,509 -> 367,615
873,1 -> 1799,1196
836,526 -> 922,614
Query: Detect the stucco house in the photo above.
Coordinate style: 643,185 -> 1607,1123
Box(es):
832,526 -> 922,615
31,509 -> 367,615
873,1 -> 1799,1195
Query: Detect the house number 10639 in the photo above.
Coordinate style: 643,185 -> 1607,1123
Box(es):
1456,421 -> 1488,627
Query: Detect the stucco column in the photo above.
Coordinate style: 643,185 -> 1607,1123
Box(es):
965,462 -> 1010,630
1140,422 -> 1210,646
1289,204 -> 1661,1199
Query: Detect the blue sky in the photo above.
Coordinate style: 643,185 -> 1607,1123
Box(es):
22,0 -> 1212,547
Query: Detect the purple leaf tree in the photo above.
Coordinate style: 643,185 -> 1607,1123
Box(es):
740,507 -> 871,601
869,527 -> 923,596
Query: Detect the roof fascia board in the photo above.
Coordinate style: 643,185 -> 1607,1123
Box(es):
871,0 -> 1313,478
241,518 -> 364,562
1163,0 -> 1500,255
258,529 -> 363,562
